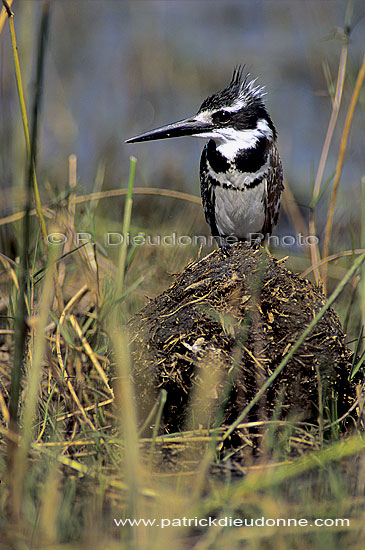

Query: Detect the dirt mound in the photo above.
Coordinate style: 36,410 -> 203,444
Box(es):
130,243 -> 353,433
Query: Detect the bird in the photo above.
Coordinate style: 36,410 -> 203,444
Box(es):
125,66 -> 283,249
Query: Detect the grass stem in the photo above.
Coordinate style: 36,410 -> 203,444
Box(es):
308,40 -> 348,285
11,243 -> 57,519
4,0 -> 47,240
321,55 -> 365,290
117,156 -> 137,299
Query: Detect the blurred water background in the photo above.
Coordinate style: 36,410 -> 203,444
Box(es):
1,0 -> 364,247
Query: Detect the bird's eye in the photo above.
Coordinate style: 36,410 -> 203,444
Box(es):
213,110 -> 230,124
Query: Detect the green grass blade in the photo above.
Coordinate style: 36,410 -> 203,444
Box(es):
116,156 -> 137,298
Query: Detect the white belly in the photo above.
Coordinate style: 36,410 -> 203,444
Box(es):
214,182 -> 266,239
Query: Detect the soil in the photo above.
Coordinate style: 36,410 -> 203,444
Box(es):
130,243 -> 354,434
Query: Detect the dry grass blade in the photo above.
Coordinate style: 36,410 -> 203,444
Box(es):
64,378 -> 98,433
0,253 -> 19,289
55,397 -> 114,422
0,187 -> 202,227
69,313 -> 114,397
0,388 -> 10,424
321,54 -> 365,289
301,248 -> 365,277
0,0 -> 13,35
281,181 -> 309,245
55,284 -> 89,374
309,41 -> 348,285
312,43 -> 348,200
57,154 -> 78,289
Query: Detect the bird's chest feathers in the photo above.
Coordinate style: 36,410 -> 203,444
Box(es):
202,136 -> 272,238
214,181 -> 266,238
204,136 -> 270,189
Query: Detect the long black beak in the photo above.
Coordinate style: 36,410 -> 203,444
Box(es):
125,116 -> 212,143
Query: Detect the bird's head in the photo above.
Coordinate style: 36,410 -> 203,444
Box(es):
125,66 -> 276,149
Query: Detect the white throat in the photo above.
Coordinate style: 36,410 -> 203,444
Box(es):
195,118 -> 273,161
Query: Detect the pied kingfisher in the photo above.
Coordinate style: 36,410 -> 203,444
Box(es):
126,66 -> 283,248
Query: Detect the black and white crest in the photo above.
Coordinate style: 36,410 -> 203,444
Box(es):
198,66 -> 266,114
197,66 -> 275,137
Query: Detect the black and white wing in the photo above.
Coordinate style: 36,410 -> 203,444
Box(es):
199,142 -> 220,239
262,144 -> 283,236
